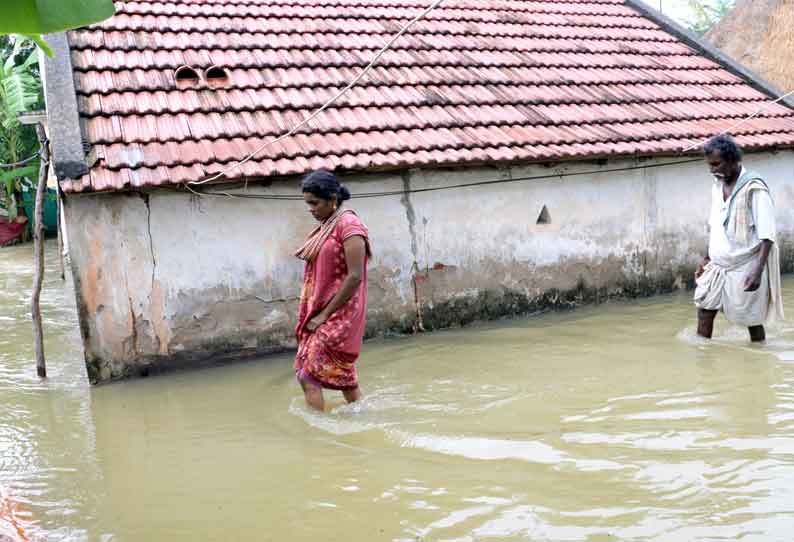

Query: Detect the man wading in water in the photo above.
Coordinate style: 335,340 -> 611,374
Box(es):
694,135 -> 784,341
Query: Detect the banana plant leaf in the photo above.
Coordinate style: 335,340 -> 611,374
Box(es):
1,164 -> 39,196
0,0 -> 116,56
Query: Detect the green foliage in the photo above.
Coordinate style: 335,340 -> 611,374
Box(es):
1,35 -> 41,220
0,0 -> 116,57
0,0 -> 116,35
1,38 -> 40,129
686,0 -> 736,36
1,164 -> 38,196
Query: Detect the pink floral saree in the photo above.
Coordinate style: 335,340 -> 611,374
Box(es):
294,210 -> 370,390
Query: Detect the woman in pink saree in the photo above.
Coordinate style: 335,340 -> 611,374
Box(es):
294,170 -> 371,411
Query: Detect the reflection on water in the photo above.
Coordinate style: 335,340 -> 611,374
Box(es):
2,241 -> 794,541
0,243 -> 100,541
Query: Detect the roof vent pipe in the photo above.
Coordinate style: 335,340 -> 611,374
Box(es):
175,66 -> 201,88
205,65 -> 230,88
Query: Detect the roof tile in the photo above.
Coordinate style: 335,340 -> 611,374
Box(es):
64,0 -> 794,193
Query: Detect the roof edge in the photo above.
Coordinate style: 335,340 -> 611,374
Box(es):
624,0 -> 794,110
61,144 -> 794,195
42,33 -> 89,181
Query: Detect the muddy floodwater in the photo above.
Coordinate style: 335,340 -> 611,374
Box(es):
2,241 -> 794,541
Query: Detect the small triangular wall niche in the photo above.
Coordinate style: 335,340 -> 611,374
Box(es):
536,205 -> 551,225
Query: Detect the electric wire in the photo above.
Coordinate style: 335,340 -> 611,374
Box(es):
176,157 -> 703,201
188,0 -> 446,186
0,153 -> 40,169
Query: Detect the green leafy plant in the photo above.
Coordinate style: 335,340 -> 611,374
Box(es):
1,36 -> 41,220
1,38 -> 40,129
0,0 -> 116,56
2,165 -> 38,195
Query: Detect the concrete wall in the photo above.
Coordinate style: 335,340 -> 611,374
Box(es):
62,152 -> 794,382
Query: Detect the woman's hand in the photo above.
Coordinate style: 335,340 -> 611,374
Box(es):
304,236 -> 366,333
305,311 -> 328,332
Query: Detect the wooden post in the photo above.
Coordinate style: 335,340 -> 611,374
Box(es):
31,124 -> 49,379
56,186 -> 65,280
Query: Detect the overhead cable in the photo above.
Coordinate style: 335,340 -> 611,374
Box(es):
178,157 -> 703,201
188,0 -> 447,186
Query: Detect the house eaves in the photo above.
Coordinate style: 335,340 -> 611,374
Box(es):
41,33 -> 89,181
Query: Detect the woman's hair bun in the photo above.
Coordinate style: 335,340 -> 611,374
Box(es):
338,185 -> 352,201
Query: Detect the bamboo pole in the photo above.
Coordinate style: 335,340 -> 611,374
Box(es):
31,124 -> 49,379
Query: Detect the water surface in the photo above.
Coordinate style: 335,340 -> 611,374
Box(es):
2,242 -> 794,541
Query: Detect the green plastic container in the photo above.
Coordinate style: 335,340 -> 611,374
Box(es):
22,188 -> 58,237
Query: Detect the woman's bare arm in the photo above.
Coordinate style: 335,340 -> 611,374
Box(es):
305,236 -> 366,330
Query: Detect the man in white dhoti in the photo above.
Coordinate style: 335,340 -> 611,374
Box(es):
694,135 -> 784,342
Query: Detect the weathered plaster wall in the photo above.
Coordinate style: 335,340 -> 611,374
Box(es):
64,174 -> 416,381
63,152 -> 794,382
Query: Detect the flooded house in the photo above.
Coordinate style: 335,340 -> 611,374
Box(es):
40,0 -> 794,383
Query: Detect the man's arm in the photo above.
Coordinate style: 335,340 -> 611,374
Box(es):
744,189 -> 776,292
744,240 -> 772,292
695,249 -> 710,279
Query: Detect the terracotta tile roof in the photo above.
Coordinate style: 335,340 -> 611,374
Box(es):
62,0 -> 794,193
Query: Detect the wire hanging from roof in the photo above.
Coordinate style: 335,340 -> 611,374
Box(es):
681,88 -> 794,153
180,157 -> 703,201
0,153 -> 40,169
174,0 -> 794,191
188,0 -> 447,186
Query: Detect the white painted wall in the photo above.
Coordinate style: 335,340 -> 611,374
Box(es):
62,151 -> 794,381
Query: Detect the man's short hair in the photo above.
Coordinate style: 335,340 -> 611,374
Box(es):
703,134 -> 743,163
